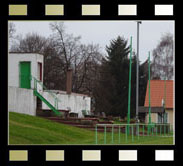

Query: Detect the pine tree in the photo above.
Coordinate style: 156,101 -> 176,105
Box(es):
94,36 -> 148,119
96,36 -> 129,117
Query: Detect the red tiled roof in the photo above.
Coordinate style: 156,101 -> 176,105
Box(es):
144,80 -> 174,109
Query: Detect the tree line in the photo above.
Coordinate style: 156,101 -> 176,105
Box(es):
9,22 -> 174,119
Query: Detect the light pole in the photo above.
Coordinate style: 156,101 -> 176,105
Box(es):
136,21 -> 142,135
127,36 -> 133,135
148,51 -> 151,134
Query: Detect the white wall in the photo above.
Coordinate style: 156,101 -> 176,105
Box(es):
42,92 -> 91,117
8,86 -> 37,116
8,53 -> 91,118
145,113 -> 158,123
145,111 -> 174,126
8,53 -> 44,89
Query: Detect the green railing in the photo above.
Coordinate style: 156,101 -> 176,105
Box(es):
31,76 -> 61,115
95,123 -> 173,145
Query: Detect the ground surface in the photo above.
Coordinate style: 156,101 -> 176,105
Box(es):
9,112 -> 174,145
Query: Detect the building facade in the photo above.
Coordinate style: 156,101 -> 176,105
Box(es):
8,53 -> 91,117
8,53 -> 44,89
139,80 -> 174,127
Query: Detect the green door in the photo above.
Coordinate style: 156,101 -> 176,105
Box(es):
20,62 -> 31,89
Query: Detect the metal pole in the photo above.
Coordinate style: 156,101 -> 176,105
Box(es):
118,125 -> 121,144
95,125 -> 98,144
111,125 -> 114,144
148,52 -> 151,134
163,79 -> 166,124
125,125 -> 128,143
137,124 -> 139,140
136,21 -> 141,135
160,125 -> 162,136
104,126 -> 106,144
127,36 -> 133,135
132,125 -> 134,142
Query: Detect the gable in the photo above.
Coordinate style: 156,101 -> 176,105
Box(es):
144,80 -> 173,109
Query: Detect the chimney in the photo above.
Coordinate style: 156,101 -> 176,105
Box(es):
66,68 -> 72,94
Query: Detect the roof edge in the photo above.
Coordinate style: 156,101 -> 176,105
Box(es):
9,52 -> 44,56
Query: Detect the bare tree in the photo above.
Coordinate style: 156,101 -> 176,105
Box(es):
8,22 -> 17,50
9,22 -> 16,39
73,44 -> 103,94
9,32 -> 65,90
49,22 -> 103,94
11,32 -> 48,53
50,22 -> 81,72
10,22 -> 104,96
151,33 -> 174,80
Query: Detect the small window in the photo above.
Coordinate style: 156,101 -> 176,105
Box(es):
163,112 -> 168,123
158,112 -> 168,123
38,62 -> 42,81
158,113 -> 162,123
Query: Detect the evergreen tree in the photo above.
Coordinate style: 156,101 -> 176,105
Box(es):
94,36 -> 147,119
94,36 -> 132,117
105,36 -> 130,117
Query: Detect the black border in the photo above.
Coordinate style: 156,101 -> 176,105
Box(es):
0,0 -> 181,166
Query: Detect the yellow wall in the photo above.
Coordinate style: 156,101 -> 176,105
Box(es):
166,109 -> 174,126
145,110 -> 174,126
145,113 -> 157,123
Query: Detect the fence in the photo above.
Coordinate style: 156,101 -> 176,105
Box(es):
95,123 -> 173,144
31,76 -> 61,113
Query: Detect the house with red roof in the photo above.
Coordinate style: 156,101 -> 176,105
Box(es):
139,80 -> 174,126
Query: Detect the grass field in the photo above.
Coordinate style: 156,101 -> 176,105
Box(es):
9,112 -> 174,145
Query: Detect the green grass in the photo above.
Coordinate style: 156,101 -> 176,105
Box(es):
9,112 -> 174,145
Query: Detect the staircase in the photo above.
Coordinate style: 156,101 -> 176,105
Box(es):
31,76 -> 61,116
46,117 -> 117,132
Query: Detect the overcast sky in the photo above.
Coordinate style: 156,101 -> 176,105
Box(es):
11,21 -> 174,64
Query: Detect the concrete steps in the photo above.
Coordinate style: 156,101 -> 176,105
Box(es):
44,116 -> 116,132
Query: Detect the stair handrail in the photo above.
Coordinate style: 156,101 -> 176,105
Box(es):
31,76 -> 61,109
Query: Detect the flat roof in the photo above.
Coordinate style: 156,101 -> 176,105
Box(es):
9,52 -> 44,56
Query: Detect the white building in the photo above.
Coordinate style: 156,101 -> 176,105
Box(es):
8,53 -> 91,117
42,91 -> 91,117
8,53 -> 44,89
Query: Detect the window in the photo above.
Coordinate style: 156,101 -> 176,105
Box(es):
158,113 -> 162,123
158,112 -> 168,123
163,112 -> 168,123
38,62 -> 42,81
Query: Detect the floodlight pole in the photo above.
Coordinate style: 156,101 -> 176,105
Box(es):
163,78 -> 166,123
136,21 -> 141,135
127,36 -> 133,135
148,51 -> 152,134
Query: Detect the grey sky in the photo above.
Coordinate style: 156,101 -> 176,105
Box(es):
11,20 -> 174,63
